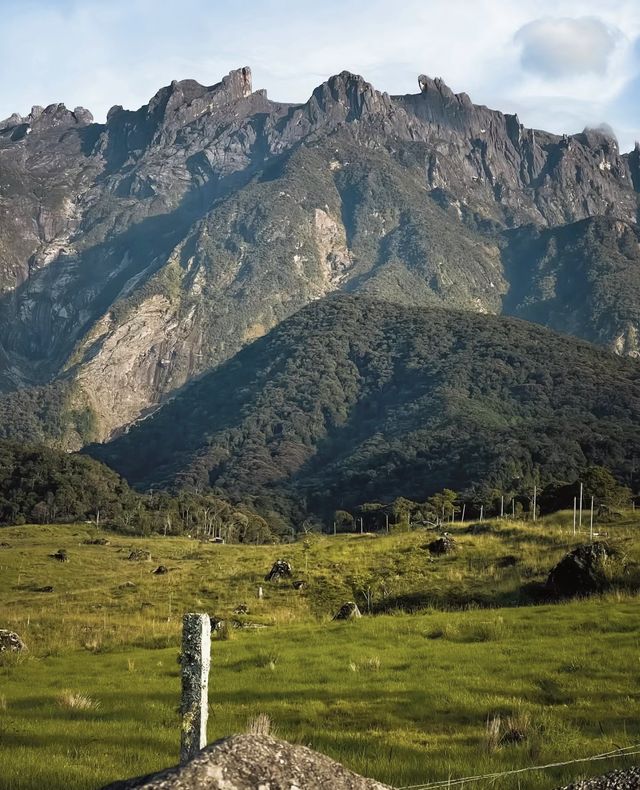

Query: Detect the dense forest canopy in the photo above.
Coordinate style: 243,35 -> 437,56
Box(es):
0,440 -> 279,541
89,294 -> 640,524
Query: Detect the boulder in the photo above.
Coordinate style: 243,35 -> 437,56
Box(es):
333,601 -> 362,620
0,542 -> 11,548
264,559 -> 292,582
128,549 -> 151,561
33,585 -> 54,593
233,604 -> 249,614
293,580 -> 305,590
546,542 -> 611,598
50,548 -> 68,562
427,535 -> 456,555
210,617 -> 225,632
102,734 -> 391,789
152,565 -> 168,575
83,537 -> 111,546
0,629 -> 26,652
231,620 -> 268,630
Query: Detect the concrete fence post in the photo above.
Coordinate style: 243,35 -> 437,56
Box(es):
180,613 -> 211,764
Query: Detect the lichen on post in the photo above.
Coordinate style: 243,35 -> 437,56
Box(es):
180,613 -> 211,764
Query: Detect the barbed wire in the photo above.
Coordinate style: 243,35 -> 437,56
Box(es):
397,742 -> 640,790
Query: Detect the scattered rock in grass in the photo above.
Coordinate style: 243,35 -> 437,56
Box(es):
50,548 -> 69,562
128,549 -> 151,562
101,733 -> 392,789
210,617 -> 225,632
293,580 -> 305,590
141,602 -> 153,609
119,581 -> 136,589
82,537 -> 110,546
232,620 -> 268,629
546,542 -> 612,598
0,542 -> 11,548
33,585 -> 54,593
233,604 -> 249,614
264,559 -> 292,582
497,554 -> 519,568
333,602 -> 362,620
427,535 -> 456,555
0,630 -> 26,652
152,565 -> 168,575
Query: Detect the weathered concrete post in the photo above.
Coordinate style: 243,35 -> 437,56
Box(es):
180,613 -> 211,764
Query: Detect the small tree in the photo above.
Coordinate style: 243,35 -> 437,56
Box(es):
582,466 -> 631,507
333,509 -> 355,533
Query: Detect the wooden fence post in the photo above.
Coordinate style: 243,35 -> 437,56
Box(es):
180,613 -> 211,764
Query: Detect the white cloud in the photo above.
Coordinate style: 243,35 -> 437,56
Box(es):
515,17 -> 619,78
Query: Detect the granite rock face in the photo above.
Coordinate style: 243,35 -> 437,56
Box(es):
1,67 -> 639,445
101,733 -> 392,789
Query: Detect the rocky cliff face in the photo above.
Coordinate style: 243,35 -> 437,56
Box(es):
0,67 -> 638,445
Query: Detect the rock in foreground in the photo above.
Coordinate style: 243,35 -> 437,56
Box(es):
102,733 -> 392,789
556,767 -> 640,789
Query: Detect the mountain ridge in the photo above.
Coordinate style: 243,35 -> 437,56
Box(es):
1,66 -> 639,447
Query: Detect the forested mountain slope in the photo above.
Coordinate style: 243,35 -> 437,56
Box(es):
90,295 -> 640,520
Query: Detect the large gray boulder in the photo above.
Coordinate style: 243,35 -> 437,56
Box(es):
102,733 -> 391,789
546,542 -> 611,598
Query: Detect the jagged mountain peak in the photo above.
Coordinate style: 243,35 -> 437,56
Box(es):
417,73 -> 472,105
576,123 -> 619,150
106,66 -> 257,131
0,102 -> 93,135
307,69 -> 392,119
1,66 -> 640,449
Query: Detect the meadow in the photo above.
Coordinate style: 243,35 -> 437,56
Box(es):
0,514 -> 639,789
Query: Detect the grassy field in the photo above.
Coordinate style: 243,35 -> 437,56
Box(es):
1,515 -> 639,789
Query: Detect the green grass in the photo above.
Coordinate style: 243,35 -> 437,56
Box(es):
1,515 -> 639,789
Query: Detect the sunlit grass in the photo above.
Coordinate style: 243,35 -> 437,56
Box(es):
0,514 -> 639,789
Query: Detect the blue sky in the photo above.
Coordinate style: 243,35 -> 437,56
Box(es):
1,0 -> 639,150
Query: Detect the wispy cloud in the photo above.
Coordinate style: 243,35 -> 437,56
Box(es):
1,0 -> 639,149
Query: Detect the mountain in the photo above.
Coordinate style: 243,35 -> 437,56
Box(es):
89,294 -> 640,521
1,67 -> 639,446
503,216 -> 640,354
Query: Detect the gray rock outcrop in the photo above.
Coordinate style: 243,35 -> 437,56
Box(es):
333,602 -> 362,620
427,536 -> 456,555
128,550 -> 152,561
264,560 -> 292,582
546,542 -> 611,598
0,629 -> 26,652
102,734 -> 391,789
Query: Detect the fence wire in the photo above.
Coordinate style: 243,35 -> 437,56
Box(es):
397,742 -> 640,789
